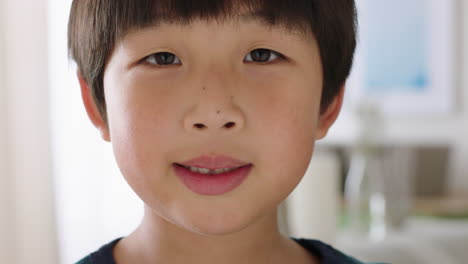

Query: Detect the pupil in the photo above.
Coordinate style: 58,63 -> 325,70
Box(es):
156,52 -> 174,65
252,49 -> 270,62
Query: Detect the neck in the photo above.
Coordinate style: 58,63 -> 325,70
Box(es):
114,205 -> 317,264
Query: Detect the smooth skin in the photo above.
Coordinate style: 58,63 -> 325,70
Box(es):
79,17 -> 344,264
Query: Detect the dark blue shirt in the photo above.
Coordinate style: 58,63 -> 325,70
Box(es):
76,237 -> 385,264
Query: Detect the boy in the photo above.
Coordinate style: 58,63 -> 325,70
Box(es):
69,0 -> 382,263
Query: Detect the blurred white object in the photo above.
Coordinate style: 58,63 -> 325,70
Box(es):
286,150 -> 341,244
344,99 -> 388,241
1,0 -> 58,264
344,99 -> 415,242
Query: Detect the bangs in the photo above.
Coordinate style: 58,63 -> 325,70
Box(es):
115,0 -> 314,34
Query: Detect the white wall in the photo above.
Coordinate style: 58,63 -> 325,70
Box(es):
0,0 -> 58,263
0,0 -> 16,262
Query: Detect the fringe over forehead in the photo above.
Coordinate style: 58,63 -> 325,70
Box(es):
68,0 -> 357,122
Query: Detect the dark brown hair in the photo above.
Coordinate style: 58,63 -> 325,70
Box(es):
68,0 -> 357,123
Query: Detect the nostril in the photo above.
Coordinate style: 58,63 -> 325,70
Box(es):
225,122 -> 236,129
194,123 -> 205,129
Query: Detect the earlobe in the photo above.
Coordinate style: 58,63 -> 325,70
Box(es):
78,72 -> 111,142
315,85 -> 345,140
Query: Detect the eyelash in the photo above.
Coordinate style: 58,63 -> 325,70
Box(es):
142,49 -> 286,67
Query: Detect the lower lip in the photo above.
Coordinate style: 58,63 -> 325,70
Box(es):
174,164 -> 252,196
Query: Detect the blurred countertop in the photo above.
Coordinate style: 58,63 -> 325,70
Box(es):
334,213 -> 468,264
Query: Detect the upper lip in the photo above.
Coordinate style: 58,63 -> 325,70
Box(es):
176,155 -> 252,170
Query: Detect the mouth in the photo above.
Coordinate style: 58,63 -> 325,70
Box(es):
174,163 -> 249,175
175,154 -> 251,169
173,162 -> 253,196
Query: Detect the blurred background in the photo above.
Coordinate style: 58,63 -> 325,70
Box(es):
0,0 -> 467,263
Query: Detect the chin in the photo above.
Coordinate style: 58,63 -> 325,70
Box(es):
178,206 -> 256,237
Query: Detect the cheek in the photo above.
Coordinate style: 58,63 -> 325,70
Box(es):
252,72 -> 321,142
249,78 -> 321,201
104,80 -> 177,197
106,72 -> 175,149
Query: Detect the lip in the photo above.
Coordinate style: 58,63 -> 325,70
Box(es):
174,154 -> 253,196
176,155 -> 251,170
173,163 -> 253,195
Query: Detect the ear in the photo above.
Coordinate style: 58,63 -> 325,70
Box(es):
315,85 -> 345,140
78,72 -> 111,142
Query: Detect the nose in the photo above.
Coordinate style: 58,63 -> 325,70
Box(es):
183,86 -> 245,133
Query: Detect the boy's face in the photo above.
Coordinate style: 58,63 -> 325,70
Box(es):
82,17 -> 342,236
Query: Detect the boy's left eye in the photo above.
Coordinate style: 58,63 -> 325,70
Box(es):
244,49 -> 284,63
143,52 -> 181,66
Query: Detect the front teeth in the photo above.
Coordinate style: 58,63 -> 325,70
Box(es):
187,166 -> 238,175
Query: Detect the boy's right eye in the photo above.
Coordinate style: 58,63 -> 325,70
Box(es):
143,52 -> 182,66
